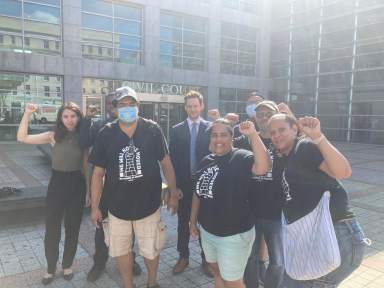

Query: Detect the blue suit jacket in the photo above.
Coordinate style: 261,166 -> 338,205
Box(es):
169,119 -> 211,189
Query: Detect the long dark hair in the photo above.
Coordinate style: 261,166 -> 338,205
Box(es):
54,102 -> 83,142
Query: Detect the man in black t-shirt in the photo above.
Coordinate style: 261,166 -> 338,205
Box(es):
79,94 -> 142,282
89,86 -> 180,288
236,101 -> 285,288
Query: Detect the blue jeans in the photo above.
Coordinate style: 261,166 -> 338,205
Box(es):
244,219 -> 285,288
285,218 -> 368,288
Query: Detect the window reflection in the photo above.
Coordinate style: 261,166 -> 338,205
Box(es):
0,0 -> 61,55
160,12 -> 207,71
0,72 -> 63,140
221,22 -> 258,76
81,0 -> 143,64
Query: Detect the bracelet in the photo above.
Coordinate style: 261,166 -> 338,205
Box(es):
312,134 -> 325,145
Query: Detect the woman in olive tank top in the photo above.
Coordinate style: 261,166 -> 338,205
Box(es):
17,102 -> 90,285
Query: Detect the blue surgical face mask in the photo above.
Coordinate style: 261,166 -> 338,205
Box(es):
245,103 -> 257,118
118,106 -> 138,124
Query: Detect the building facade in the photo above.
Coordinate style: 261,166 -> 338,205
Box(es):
269,0 -> 384,145
0,0 -> 270,141
1,0 -> 383,145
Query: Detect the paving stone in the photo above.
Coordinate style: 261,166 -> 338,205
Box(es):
0,142 -> 384,288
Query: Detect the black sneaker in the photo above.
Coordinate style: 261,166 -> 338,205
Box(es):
133,260 -> 142,276
87,265 -> 105,282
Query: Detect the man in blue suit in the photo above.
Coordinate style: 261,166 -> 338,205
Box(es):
169,90 -> 212,276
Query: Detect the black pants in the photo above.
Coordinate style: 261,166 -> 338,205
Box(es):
177,184 -> 205,260
45,170 -> 85,274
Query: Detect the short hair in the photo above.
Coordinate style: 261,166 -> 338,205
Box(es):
268,113 -> 298,129
206,118 -> 234,137
249,91 -> 265,100
184,90 -> 203,105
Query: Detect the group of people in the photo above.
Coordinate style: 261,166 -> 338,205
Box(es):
17,86 -> 370,288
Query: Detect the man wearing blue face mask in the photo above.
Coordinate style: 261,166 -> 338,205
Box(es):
233,92 -> 264,138
89,86 -> 181,288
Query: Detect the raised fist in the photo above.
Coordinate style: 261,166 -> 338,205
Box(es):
225,113 -> 240,125
298,117 -> 322,140
239,120 -> 257,136
25,103 -> 38,114
208,109 -> 221,121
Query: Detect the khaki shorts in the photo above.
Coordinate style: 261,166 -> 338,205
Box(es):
105,209 -> 167,259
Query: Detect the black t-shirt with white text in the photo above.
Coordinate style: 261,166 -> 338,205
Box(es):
195,148 -> 254,237
234,136 -> 284,220
281,139 -> 354,224
89,118 -> 168,220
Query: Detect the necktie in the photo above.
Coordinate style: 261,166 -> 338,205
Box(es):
190,122 -> 198,174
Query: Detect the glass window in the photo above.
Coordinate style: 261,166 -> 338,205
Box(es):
0,71 -> 63,139
115,35 -> 141,50
322,15 -> 355,34
220,22 -> 258,76
160,27 -> 182,42
115,4 -> 141,20
292,9 -> 321,27
24,3 -> 60,24
357,22 -> 384,42
353,86 -> 384,101
115,19 -> 141,35
184,15 -> 206,32
221,49 -> 237,63
183,57 -> 204,71
323,1 -> 355,19
183,31 -> 205,45
322,29 -> 354,48
81,30 -> 113,47
292,49 -> 318,63
319,57 -> 352,73
223,0 -> 258,14
289,101 -> 315,115
160,41 -> 182,56
160,13 -> 183,28
160,12 -> 207,70
183,44 -> 205,58
160,55 -> 182,69
221,37 -> 237,50
318,115 -> 348,129
24,20 -> 61,39
354,69 -> 384,86
319,73 -> 351,89
290,76 -> 317,97
31,0 -> 61,5
320,46 -> 353,60
357,41 -> 384,54
0,16 -> 22,33
358,7 -> 384,26
318,89 -> 350,102
0,0 -> 62,55
0,0 -> 22,17
82,0 -> 112,16
291,61 -> 317,76
356,53 -> 384,69
317,102 -> 349,115
115,49 -> 141,64
82,13 -> 113,31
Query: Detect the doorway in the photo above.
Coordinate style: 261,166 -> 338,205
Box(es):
140,102 -> 186,140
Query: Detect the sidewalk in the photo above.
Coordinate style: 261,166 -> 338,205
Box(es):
0,142 -> 383,288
